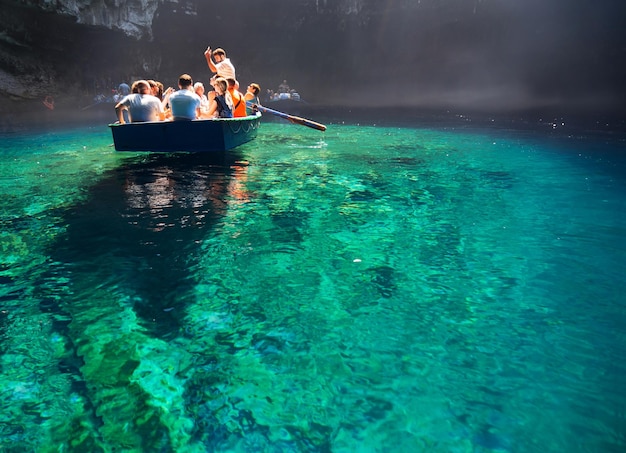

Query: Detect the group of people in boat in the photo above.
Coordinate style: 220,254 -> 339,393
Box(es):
114,46 -> 261,124
265,79 -> 301,102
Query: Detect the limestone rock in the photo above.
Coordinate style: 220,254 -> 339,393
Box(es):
17,0 -> 172,39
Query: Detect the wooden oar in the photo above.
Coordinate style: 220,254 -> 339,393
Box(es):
247,102 -> 326,132
81,101 -> 102,111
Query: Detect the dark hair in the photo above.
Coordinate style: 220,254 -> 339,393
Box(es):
178,74 -> 193,88
132,80 -> 150,94
249,83 -> 261,95
226,78 -> 237,87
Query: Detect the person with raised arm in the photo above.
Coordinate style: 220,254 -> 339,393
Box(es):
203,46 -> 236,81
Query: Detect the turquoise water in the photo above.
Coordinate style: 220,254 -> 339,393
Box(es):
1,116 -> 625,452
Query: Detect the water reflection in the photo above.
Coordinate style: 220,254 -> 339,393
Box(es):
121,152 -> 249,227
49,152 -> 250,337
27,152 -> 256,451
4,121 -> 625,452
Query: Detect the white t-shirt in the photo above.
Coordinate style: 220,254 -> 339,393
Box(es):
198,94 -> 210,113
216,58 -> 236,80
120,94 -> 163,122
169,89 -> 201,120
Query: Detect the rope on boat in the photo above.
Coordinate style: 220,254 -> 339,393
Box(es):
228,121 -> 242,134
227,116 -> 259,134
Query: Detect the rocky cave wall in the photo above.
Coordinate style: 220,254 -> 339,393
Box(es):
1,0 -> 624,113
0,0 -> 511,109
0,0 -> 173,109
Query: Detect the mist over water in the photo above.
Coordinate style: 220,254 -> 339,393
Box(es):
1,0 -> 625,116
147,0 -> 626,113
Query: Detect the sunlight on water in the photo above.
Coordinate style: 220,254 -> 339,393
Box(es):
1,120 -> 625,452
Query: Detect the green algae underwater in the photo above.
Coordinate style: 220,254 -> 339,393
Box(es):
1,116 -> 626,452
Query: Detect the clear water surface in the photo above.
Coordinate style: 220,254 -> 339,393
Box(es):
1,113 -> 625,452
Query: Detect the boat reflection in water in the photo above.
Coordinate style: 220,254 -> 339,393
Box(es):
51,151 -> 251,337
34,151 -> 256,450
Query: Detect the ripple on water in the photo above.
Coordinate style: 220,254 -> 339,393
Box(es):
1,123 -> 625,452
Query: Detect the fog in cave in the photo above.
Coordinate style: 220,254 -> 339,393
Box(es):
150,0 -> 626,113
1,0 -> 625,115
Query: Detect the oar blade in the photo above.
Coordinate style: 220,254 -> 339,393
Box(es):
248,102 -> 326,132
289,116 -> 327,132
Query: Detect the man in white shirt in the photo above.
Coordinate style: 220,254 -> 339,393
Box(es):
168,74 -> 201,121
114,80 -> 164,123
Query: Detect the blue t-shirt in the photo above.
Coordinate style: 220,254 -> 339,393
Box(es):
169,89 -> 201,120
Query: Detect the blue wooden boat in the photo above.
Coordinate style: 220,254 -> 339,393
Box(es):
109,113 -> 261,152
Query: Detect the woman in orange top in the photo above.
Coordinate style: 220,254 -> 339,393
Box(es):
227,78 -> 247,117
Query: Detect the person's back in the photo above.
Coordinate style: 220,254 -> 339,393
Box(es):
127,95 -> 162,122
115,80 -> 163,123
169,74 -> 201,121
227,78 -> 247,118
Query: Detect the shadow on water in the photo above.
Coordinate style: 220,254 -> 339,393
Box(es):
46,151 -> 247,339
8,149 -> 257,451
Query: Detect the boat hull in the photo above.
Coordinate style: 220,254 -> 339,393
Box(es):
109,114 -> 261,152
